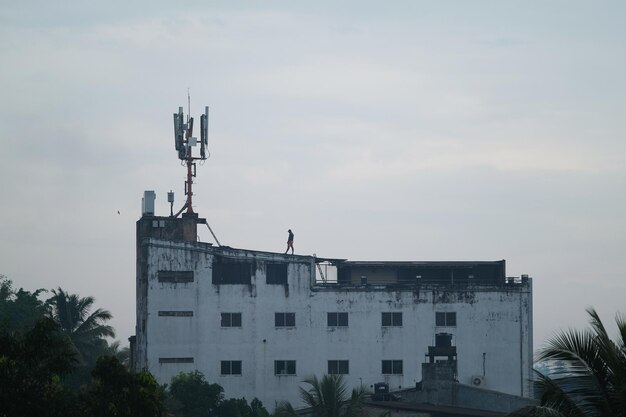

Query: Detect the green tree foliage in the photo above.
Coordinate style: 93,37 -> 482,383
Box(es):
166,371 -> 269,417
0,275 -> 47,332
46,287 -> 115,364
80,356 -> 164,417
274,374 -> 367,417
251,398 -> 271,417
0,280 -> 164,416
216,397 -> 271,417
508,308 -> 626,417
45,287 -> 119,390
0,317 -> 79,417
105,340 -> 131,367
216,398 -> 254,417
167,371 -> 224,417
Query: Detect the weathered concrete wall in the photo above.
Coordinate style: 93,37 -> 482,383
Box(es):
136,238 -> 533,409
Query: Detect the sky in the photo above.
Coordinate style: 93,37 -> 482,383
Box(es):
1,1 -> 625,351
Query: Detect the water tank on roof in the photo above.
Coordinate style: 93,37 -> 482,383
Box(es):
373,382 -> 390,401
142,190 -> 156,216
435,333 -> 452,347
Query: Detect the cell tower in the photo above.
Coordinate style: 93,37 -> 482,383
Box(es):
172,102 -> 209,217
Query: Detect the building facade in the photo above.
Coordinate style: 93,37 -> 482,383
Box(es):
134,214 -> 533,409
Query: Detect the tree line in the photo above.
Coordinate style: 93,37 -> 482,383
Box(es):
0,275 -> 269,417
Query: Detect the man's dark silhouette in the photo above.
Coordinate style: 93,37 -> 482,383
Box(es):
285,229 -> 294,254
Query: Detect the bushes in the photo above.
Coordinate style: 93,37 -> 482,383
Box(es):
166,371 -> 269,417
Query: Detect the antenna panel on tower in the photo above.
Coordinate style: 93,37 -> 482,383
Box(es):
174,107 -> 185,155
173,113 -> 182,151
200,109 -> 207,160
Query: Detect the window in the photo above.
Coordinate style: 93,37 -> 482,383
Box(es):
221,313 -> 242,327
435,312 -> 456,327
328,360 -> 349,375
267,263 -> 288,284
274,360 -> 296,375
327,312 -> 348,327
221,360 -> 242,375
159,357 -> 194,364
382,360 -> 403,375
212,259 -> 252,284
275,312 -> 295,327
158,271 -> 194,283
382,312 -> 402,327
158,311 -> 193,317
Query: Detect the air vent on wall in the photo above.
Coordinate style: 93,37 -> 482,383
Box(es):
471,375 -> 484,386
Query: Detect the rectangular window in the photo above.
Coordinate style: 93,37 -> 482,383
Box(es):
159,357 -> 194,364
221,360 -> 242,375
266,263 -> 288,285
158,311 -> 193,317
274,360 -> 296,375
382,312 -> 403,327
382,360 -> 403,375
158,271 -> 194,283
275,312 -> 295,327
212,259 -> 252,285
327,312 -> 348,327
328,360 -> 349,375
435,312 -> 457,327
221,313 -> 242,327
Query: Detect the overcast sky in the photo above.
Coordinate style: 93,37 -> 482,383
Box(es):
1,1 -> 625,351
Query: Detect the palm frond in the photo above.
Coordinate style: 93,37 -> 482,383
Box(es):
45,287 -> 114,364
298,374 -> 364,417
273,401 -> 298,417
344,385 -> 367,417
616,312 -> 626,353
523,309 -> 626,417
506,405 -> 569,417
532,372 -> 590,417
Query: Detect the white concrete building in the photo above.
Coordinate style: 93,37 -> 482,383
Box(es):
133,213 -> 533,409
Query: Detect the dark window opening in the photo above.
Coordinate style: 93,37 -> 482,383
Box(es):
275,312 -> 295,327
158,271 -> 194,283
328,360 -> 349,375
327,312 -> 348,327
274,360 -> 296,375
158,311 -> 193,317
221,312 -> 242,327
382,360 -> 403,375
221,360 -> 242,375
267,263 -> 288,285
159,357 -> 194,364
436,312 -> 456,327
212,259 -> 252,285
382,312 -> 403,327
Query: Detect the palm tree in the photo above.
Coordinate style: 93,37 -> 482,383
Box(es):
46,287 -> 115,364
105,340 -> 131,367
274,374 -> 367,417
508,307 -> 626,417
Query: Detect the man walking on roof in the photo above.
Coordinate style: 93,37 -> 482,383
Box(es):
285,229 -> 294,254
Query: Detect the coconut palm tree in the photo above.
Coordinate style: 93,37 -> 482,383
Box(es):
46,287 -> 115,364
274,374 -> 367,417
508,308 -> 626,417
105,340 -> 131,367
